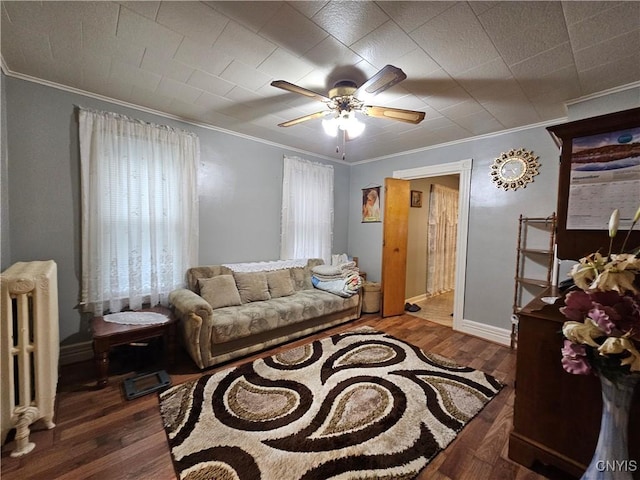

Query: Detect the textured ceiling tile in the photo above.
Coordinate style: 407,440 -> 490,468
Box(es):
117,1 -> 160,21
573,30 -> 639,72
3,1 -> 52,33
220,60 -> 272,91
83,29 -> 145,67
289,1 -> 329,19
439,98 -> 486,120
109,60 -> 163,91
422,84 -> 473,111
351,20 -> 418,68
394,48 -> 441,81
377,1 -> 456,33
452,109 -> 504,135
156,1 -> 228,46
455,58 -> 513,93
259,3 -> 328,56
468,1 -> 500,16
130,85 -> 175,112
78,1 -> 120,37
518,64 -> 581,99
304,36 -> 363,70
509,42 -> 575,81
561,1 -> 624,25
578,52 -> 640,94
478,1 -> 568,66
410,2 -> 499,75
116,6 -> 183,58
567,2 -> 640,50
205,1 -> 282,32
173,38 -> 232,75
186,70 -> 235,96
155,77 -> 203,104
193,91 -> 235,111
311,1 -> 388,46
49,22 -> 82,59
258,48 -> 315,82
212,21 -> 277,68
140,51 -> 195,83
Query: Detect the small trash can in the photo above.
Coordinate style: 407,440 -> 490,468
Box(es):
362,282 -> 381,313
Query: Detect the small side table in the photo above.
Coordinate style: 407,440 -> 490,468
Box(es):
91,306 -> 177,389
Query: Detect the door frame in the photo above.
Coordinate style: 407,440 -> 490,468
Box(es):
391,159 -> 472,331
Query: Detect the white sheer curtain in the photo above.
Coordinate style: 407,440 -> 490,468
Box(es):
427,184 -> 458,296
79,108 -> 199,315
280,155 -> 333,264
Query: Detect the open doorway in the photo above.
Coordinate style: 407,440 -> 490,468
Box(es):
405,177 -> 459,327
386,159 -> 472,332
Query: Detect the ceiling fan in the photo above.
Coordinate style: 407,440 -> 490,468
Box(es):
270,65 -> 426,140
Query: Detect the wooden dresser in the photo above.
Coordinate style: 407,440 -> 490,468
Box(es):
508,289 -> 640,478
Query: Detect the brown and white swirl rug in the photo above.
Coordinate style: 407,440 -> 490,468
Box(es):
159,327 -> 503,479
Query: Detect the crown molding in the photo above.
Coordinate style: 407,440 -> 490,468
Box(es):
351,118 -> 566,165
1,67 -> 350,166
564,81 -> 640,106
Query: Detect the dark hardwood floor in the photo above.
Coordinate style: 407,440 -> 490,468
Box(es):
1,313 -> 576,479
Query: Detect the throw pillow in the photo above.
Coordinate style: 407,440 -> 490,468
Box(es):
198,275 -> 242,309
291,266 -> 313,291
266,270 -> 295,298
233,272 -> 271,303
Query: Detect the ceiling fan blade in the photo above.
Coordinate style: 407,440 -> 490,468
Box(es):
353,65 -> 407,98
277,111 -> 331,127
363,105 -> 426,124
271,80 -> 331,103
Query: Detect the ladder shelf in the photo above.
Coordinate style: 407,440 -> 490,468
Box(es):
511,213 -> 557,349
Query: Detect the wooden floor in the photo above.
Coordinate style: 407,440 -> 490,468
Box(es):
1,313 -> 576,480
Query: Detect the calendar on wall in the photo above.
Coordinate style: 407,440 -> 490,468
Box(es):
547,107 -> 640,260
566,127 -> 640,230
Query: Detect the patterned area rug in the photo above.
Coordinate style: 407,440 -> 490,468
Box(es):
159,326 -> 503,479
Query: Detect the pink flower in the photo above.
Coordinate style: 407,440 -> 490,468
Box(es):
560,340 -> 592,375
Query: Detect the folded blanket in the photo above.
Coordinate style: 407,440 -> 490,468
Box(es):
312,272 -> 362,297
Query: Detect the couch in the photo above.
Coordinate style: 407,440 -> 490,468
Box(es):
168,259 -> 361,369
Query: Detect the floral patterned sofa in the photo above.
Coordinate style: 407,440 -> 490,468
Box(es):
169,259 -> 361,369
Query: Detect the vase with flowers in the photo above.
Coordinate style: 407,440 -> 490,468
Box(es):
560,206 -> 640,480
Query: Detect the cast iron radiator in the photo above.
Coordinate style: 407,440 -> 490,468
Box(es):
1,260 -> 59,457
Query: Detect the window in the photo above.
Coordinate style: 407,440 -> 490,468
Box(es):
280,156 -> 333,263
79,108 -> 199,314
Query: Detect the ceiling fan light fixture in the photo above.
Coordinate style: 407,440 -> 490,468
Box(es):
322,117 -> 339,137
323,111 -> 365,139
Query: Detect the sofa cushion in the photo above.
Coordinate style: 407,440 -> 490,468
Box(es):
198,275 -> 242,309
266,270 -> 295,298
234,272 -> 271,303
209,290 -> 359,345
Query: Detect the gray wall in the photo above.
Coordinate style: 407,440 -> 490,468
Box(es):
348,87 -> 640,332
3,76 -> 350,345
348,127 -> 561,331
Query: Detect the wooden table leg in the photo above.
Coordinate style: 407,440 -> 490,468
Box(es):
93,338 -> 110,389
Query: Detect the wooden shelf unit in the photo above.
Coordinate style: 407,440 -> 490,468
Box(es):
511,213 -> 556,348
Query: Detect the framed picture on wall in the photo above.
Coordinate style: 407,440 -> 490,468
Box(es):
410,190 -> 422,208
362,186 -> 381,222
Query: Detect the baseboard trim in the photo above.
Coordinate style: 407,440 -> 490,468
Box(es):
60,341 -> 93,365
458,319 -> 511,346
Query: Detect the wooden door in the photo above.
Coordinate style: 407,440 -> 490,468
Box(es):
381,177 -> 410,317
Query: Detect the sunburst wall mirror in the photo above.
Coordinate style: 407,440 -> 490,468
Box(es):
490,148 -> 540,191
